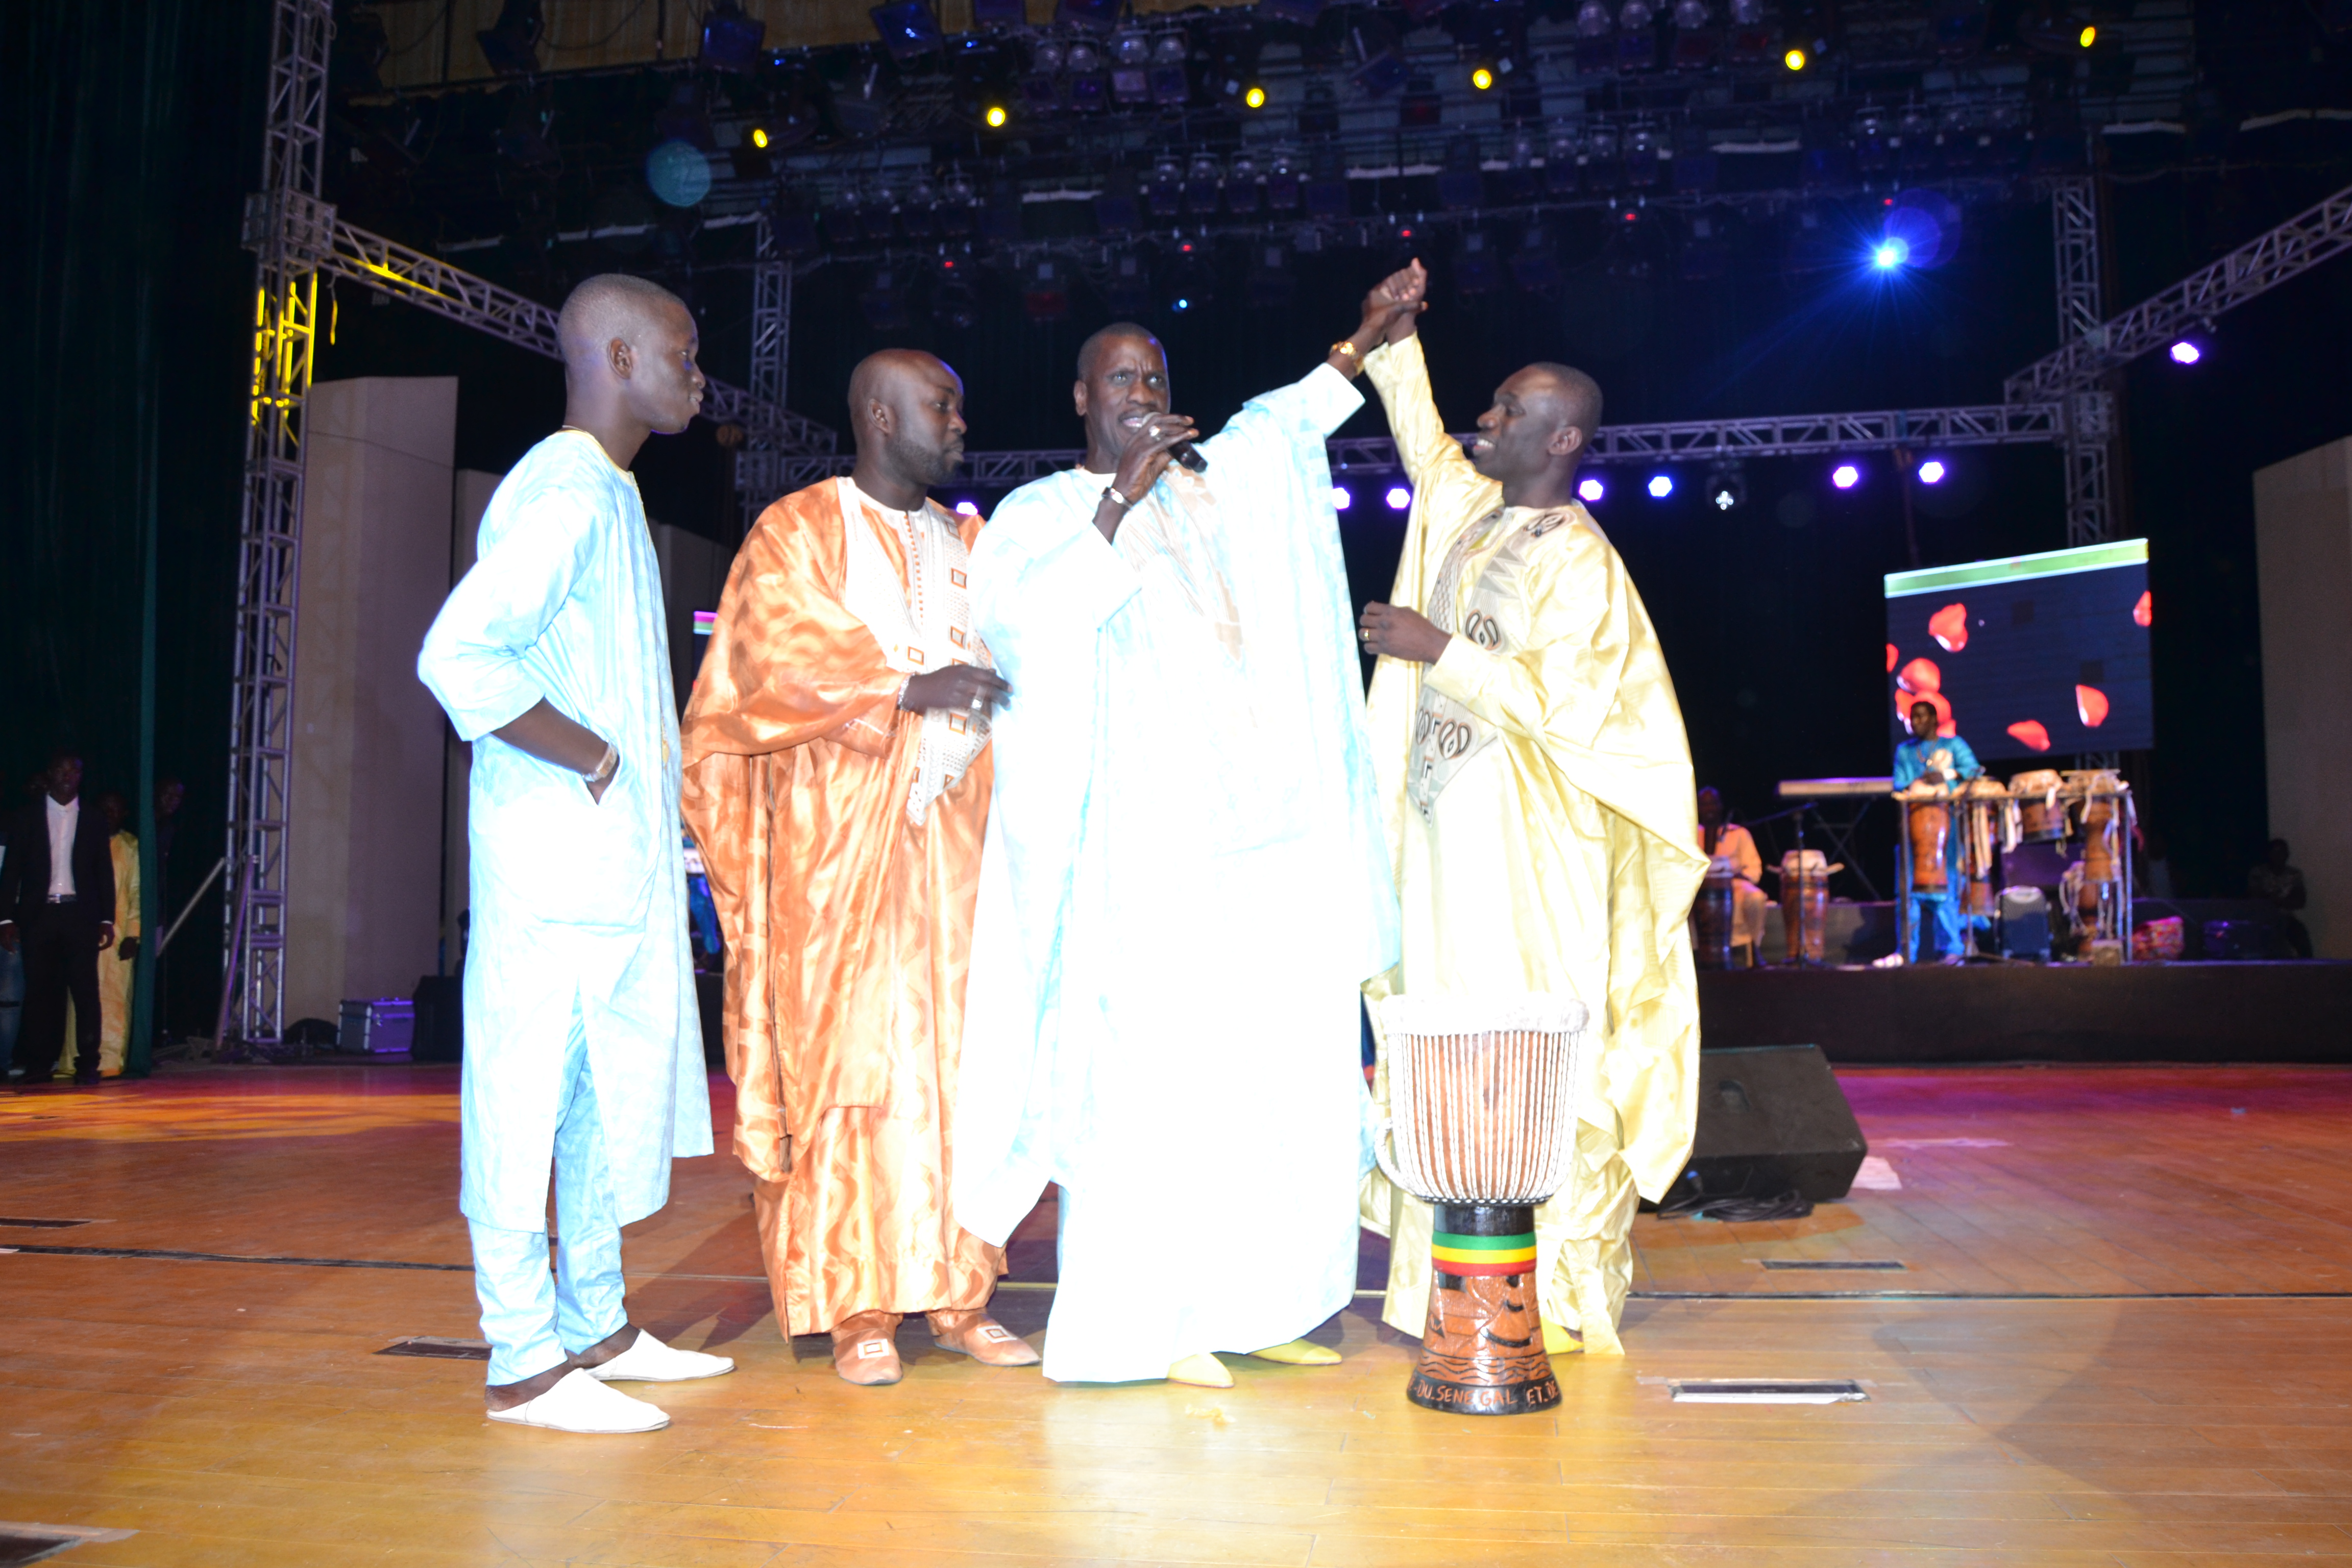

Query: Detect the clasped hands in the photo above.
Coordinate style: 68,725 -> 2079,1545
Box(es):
901,664 -> 1011,716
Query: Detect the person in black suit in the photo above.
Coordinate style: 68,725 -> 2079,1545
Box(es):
1,750 -> 117,1085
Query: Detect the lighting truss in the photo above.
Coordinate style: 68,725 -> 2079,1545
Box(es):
2045,175 -> 2115,546
325,220 -> 832,454
743,402 -> 2070,494
2007,176 -> 2352,402
218,0 -> 335,1052
737,214 -> 797,535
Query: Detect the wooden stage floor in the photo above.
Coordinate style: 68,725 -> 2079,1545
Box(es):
5,1062 -> 2350,1566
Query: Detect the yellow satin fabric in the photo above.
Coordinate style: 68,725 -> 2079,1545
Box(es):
681,482 -> 1000,1336
62,830 -> 139,1079
1357,334 -> 1707,1350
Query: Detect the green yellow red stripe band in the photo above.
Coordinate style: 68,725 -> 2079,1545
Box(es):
1432,1230 -> 1537,1252
1432,1244 -> 1537,1275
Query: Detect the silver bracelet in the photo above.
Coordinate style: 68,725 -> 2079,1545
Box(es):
1102,483 -> 1135,511
584,742 -> 619,789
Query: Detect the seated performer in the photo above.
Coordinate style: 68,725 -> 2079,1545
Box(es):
955,299 -> 1406,1387
1355,259 -> 1707,1358
1893,698 -> 1983,962
1696,786 -> 1770,964
418,274 -> 731,1434
682,349 -> 1039,1386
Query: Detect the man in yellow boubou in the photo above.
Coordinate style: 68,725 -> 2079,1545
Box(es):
1355,259 -> 1707,1357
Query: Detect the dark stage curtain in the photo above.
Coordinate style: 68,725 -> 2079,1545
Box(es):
2,1 -> 265,1056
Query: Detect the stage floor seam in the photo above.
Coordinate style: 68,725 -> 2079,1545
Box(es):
10,1244 -> 2352,1305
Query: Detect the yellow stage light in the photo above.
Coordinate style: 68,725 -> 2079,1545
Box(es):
985,104 -> 1009,128
1783,46 -> 1807,70
2078,24 -> 2096,46
1243,84 -> 1266,109
750,127 -> 770,150
1471,66 -> 1494,90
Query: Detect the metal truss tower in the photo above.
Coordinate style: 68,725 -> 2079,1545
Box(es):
733,214 -> 796,537
2049,176 -> 2118,547
218,0 -> 334,1050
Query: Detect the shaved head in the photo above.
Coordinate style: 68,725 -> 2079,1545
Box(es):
847,348 -> 967,493
1077,322 -> 1160,381
1520,361 -> 1604,440
556,274 -> 688,375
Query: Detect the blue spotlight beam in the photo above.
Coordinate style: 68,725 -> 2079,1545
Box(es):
748,403 -> 2066,493
2005,177 -> 2352,402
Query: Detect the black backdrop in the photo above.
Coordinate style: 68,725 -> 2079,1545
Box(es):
9,3 -> 2352,1036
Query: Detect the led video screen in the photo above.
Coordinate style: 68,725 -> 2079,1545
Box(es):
1884,540 -> 2152,764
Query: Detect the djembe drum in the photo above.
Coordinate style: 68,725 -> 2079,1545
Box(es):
1690,864 -> 1737,970
1779,849 -> 1830,964
2014,769 -> 2064,842
1959,777 -> 2012,918
1904,792 -> 1950,893
2071,770 -> 2125,924
1373,993 -> 1586,1417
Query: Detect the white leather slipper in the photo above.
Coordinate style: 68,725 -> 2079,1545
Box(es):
487,1368 -> 670,1433
585,1330 -> 736,1383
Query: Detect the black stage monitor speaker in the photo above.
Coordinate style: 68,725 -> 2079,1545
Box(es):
1669,1045 -> 1867,1203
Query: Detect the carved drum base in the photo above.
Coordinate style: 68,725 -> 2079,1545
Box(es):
1407,1202 -> 1561,1416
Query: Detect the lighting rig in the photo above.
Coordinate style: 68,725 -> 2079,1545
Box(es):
219,0 -> 2351,1047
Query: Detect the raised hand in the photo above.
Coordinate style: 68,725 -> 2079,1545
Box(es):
1364,258 -> 1430,340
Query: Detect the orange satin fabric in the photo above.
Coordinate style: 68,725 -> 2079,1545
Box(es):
681,480 -> 1001,1336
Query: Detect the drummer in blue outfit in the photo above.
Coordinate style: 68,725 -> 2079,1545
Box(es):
1894,698 -> 1983,962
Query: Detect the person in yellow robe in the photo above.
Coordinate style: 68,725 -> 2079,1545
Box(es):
1355,260 -> 1707,1356
1697,786 -> 1771,962
62,791 -> 139,1079
682,349 -> 1039,1386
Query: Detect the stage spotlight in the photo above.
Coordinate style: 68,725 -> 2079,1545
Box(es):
1023,258 -> 1070,322
702,0 -> 767,71
1831,461 -> 1861,489
1647,473 -> 1674,499
933,265 -> 977,330
2078,23 -> 2096,46
2170,339 -> 2202,364
1783,45 -> 1807,69
954,500 -> 981,515
1705,461 -> 1746,512
984,103 -> 1008,127
1331,485 -> 1353,510
1386,485 -> 1413,510
477,0 -> 545,77
1471,65 -> 1496,90
870,0 -> 943,60
1244,85 -> 1267,109
859,268 -> 910,331
1917,458 -> 1948,485
1578,475 -> 1605,503
1872,238 -> 1908,270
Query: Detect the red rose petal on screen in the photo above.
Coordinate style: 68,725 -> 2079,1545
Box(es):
1886,642 -> 1898,672
2133,590 -> 2152,628
2007,720 -> 2051,752
1897,656 -> 1942,695
1929,603 -> 1968,653
2075,685 -> 2110,727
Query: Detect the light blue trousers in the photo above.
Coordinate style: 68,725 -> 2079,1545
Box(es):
468,1012 -> 628,1385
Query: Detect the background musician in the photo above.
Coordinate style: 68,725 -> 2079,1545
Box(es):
1894,699 -> 1984,962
